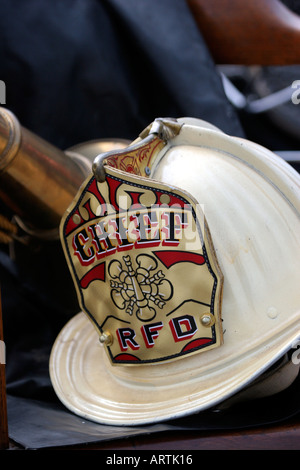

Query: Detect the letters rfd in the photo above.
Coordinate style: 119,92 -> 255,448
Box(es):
116,314 -> 198,351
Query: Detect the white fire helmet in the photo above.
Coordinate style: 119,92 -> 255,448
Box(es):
50,117 -> 300,426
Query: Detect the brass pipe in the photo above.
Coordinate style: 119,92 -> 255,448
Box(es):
0,107 -> 91,232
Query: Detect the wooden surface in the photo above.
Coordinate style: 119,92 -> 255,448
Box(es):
68,416 -> 300,450
187,0 -> 300,65
0,288 -> 9,450
71,420 -> 300,451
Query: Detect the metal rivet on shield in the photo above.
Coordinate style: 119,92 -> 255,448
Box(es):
99,331 -> 113,346
200,313 -> 215,327
160,194 -> 170,205
72,214 -> 81,225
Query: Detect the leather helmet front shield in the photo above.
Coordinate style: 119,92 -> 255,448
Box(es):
60,163 -> 223,365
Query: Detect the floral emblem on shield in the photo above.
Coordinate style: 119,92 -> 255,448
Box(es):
109,254 -> 173,322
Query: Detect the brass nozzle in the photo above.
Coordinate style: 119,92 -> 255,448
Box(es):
0,107 -> 90,232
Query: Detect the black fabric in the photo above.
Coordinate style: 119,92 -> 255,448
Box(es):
0,0 -> 298,450
282,0 -> 300,14
0,0 -> 243,150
